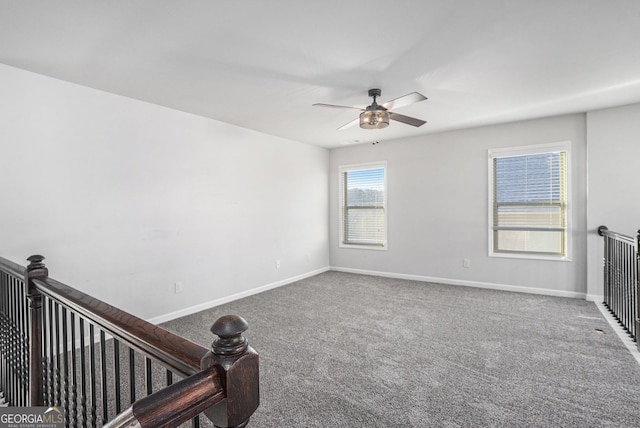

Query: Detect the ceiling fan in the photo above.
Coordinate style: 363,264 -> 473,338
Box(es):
313,88 -> 427,130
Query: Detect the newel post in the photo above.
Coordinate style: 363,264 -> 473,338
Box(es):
26,254 -> 48,406
201,315 -> 260,428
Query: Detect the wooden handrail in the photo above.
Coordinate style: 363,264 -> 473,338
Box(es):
0,255 -> 26,278
32,275 -> 208,376
105,366 -> 226,428
597,225 -> 636,245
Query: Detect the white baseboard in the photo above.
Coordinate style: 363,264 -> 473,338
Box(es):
330,266 -> 587,299
148,266 -> 331,325
149,265 -> 590,325
586,294 -> 604,302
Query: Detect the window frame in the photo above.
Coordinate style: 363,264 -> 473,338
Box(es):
488,141 -> 571,261
338,161 -> 388,250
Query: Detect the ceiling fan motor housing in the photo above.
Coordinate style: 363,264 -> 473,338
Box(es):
368,88 -> 382,98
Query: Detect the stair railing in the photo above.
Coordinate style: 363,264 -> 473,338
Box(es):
598,226 -> 639,345
0,254 -> 259,427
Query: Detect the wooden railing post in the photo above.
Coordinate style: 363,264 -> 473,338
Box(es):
201,315 -> 259,428
25,254 -> 48,406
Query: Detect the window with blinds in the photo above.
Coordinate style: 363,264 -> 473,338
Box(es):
339,163 -> 387,248
489,143 -> 569,258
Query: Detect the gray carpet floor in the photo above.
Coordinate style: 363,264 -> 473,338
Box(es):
161,271 -> 640,427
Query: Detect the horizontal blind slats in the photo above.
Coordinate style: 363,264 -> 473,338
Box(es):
341,167 -> 386,246
492,150 -> 567,255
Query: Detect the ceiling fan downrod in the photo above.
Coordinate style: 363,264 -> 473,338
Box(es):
368,88 -> 382,108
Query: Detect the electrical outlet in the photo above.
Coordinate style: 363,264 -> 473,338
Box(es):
463,259 -> 471,268
175,281 -> 184,293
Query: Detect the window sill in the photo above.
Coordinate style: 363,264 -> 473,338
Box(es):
489,251 -> 571,262
339,243 -> 387,251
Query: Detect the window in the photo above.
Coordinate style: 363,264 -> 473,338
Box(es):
339,162 -> 387,249
488,142 -> 570,259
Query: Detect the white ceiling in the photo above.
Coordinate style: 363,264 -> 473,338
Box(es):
1,1 -> 639,149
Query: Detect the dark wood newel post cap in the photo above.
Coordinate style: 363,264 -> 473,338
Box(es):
211,315 -> 249,356
27,255 -> 46,270
26,255 -> 48,280
202,315 -> 259,428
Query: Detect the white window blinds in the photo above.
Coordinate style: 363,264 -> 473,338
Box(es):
339,164 -> 387,248
490,144 -> 569,257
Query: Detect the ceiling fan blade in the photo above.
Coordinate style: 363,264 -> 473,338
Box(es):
337,117 -> 360,130
312,103 -> 363,111
389,112 -> 426,127
381,92 -> 427,110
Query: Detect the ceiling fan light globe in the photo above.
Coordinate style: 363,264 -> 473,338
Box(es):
360,110 -> 389,129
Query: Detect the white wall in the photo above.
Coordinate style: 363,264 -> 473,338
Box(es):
0,63 -> 329,320
5,60 -> 636,318
330,114 -> 588,297
586,102 -> 640,299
